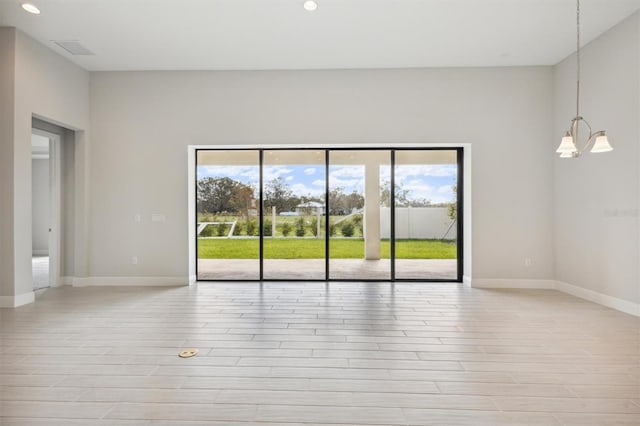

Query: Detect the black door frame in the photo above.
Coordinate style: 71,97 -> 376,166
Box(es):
195,147 -> 463,282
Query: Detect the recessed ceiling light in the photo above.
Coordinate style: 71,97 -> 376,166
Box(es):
21,3 -> 40,14
303,1 -> 318,11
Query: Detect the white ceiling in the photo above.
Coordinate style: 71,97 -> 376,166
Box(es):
1,0 -> 639,71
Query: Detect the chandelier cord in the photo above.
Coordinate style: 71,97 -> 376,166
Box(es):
557,0 -> 612,156
576,0 -> 581,119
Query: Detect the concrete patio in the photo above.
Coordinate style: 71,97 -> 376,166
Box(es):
198,258 -> 457,280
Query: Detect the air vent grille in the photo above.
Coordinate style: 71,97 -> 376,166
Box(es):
52,40 -> 94,56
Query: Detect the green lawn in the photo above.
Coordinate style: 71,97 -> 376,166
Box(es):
198,238 -> 456,259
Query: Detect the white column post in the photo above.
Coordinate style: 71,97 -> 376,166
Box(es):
272,206 -> 276,237
364,162 -> 381,259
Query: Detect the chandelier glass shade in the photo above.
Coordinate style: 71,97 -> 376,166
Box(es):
556,0 -> 613,158
556,116 -> 612,158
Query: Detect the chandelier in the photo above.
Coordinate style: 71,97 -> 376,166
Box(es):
556,0 -> 613,158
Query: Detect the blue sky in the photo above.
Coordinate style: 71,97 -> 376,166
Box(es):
197,164 -> 457,203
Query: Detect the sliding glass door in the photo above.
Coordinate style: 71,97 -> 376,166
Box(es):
328,150 -> 391,280
196,147 -> 462,282
262,150 -> 326,280
393,149 -> 460,280
196,150 -> 260,280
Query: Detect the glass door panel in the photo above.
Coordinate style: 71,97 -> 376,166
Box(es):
262,150 -> 326,280
328,150 -> 391,280
196,150 -> 260,280
393,150 -> 459,280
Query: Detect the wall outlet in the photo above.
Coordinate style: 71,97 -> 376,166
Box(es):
524,258 -> 532,267
132,256 -> 138,265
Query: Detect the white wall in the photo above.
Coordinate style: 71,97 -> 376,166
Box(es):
0,27 -> 16,302
31,158 -> 49,254
90,67 -> 554,281
0,27 -> 90,306
553,12 -> 640,305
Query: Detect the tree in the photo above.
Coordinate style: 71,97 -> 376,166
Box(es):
230,185 -> 255,218
345,190 -> 364,211
328,187 -> 364,215
448,185 -> 458,221
197,177 -> 254,214
380,180 -> 410,207
264,177 -> 297,213
408,198 -> 432,207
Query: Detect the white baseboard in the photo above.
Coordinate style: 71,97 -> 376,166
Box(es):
189,274 -> 197,285
32,250 -> 49,256
0,291 -> 35,308
555,280 -> 640,317
462,275 -> 472,287
69,276 -> 188,287
470,277 -> 639,317
471,278 -> 557,289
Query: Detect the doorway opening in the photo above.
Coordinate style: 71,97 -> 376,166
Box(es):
194,147 -> 463,282
31,129 -> 61,291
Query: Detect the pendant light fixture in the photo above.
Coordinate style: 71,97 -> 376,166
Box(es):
556,0 -> 613,158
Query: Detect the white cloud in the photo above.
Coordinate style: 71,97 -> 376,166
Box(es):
291,183 -> 324,197
285,176 -> 294,182
330,178 -> 363,193
304,168 -> 317,176
197,165 -> 259,182
437,185 -> 455,194
329,166 -> 364,179
312,179 -> 326,187
263,166 -> 294,181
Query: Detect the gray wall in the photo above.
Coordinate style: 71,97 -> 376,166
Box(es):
0,27 -> 90,303
553,12 -> 640,304
0,27 -> 16,300
31,158 -> 49,254
90,67 -> 554,280
3,14 -> 637,309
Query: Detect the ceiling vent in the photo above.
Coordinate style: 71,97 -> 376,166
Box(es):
52,40 -> 94,56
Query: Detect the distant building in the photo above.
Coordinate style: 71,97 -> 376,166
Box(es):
295,201 -> 325,216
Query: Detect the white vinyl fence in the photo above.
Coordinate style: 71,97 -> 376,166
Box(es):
380,207 -> 456,239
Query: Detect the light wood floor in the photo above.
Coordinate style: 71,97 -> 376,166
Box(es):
1,283 -> 638,425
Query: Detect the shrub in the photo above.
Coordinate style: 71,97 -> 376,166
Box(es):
232,222 -> 244,236
328,222 -> 337,237
352,214 -> 363,225
263,220 -> 272,236
341,222 -> 355,237
281,222 -> 292,237
215,222 -> 228,237
295,217 -> 306,237
310,218 -> 319,237
246,219 -> 257,236
199,224 -> 214,237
